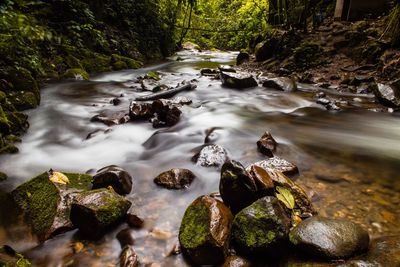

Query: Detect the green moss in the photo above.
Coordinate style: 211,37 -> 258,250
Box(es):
0,144 -> 18,154
179,200 -> 209,249
7,91 -> 38,111
293,42 -> 322,70
63,68 -> 89,80
362,40 -> 384,63
0,105 -> 11,135
11,172 -> 92,239
5,112 -> 28,134
0,246 -> 31,267
145,71 -> 161,81
0,172 -> 7,181
112,54 -> 143,69
65,55 -> 83,69
0,91 -> 6,104
113,61 -> 128,71
81,52 -> 111,73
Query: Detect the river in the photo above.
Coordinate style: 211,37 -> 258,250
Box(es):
0,50 -> 399,266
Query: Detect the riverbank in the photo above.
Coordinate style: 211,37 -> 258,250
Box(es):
238,16 -> 400,111
0,0 -> 175,158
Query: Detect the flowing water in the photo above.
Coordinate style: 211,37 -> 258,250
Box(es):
0,50 -> 399,266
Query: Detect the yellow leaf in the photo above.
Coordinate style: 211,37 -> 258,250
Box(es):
276,186 -> 295,209
49,171 -> 69,185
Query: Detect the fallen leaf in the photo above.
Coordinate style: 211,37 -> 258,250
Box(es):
276,186 -> 295,209
49,171 -> 70,185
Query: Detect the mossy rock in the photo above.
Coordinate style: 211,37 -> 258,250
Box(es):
0,105 -> 11,135
5,111 -> 28,135
0,246 -> 31,267
11,171 -> 93,241
145,71 -> 161,81
63,68 -> 89,80
65,55 -> 83,69
0,144 -> 18,154
112,54 -> 143,69
179,195 -> 233,266
362,40 -> 385,64
0,172 -> 7,182
0,67 -> 38,93
293,42 -> 322,70
70,188 -> 131,238
81,52 -> 112,73
231,196 -> 291,256
113,61 -> 128,71
7,91 -> 38,111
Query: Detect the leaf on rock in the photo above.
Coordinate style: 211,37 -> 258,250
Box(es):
49,171 -> 69,185
276,186 -> 295,209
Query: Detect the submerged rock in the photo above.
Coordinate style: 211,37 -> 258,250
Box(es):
222,255 -> 251,267
289,216 -> 369,259
262,77 -> 297,92
236,51 -> 250,65
0,245 -> 31,267
11,171 -> 92,241
192,144 -> 229,168
154,168 -> 195,189
373,80 -> 400,107
92,165 -> 133,195
70,188 -> 131,238
250,157 -> 299,176
257,131 -> 277,157
343,235 -> 400,266
120,245 -> 139,267
220,160 -> 258,214
179,195 -> 233,266
220,71 -> 258,89
231,196 -> 291,255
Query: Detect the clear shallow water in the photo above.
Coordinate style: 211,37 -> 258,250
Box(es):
0,50 -> 399,266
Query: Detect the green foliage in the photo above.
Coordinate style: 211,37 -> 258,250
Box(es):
383,4 -> 400,47
276,186 -> 295,209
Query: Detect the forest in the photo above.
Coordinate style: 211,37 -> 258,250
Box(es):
0,0 -> 400,266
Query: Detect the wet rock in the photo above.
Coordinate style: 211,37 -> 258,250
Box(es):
179,195 -> 233,266
231,196 -> 291,255
117,228 -> 135,247
220,71 -> 258,89
182,41 -> 201,51
255,37 -> 280,62
0,172 -> 7,182
7,91 -> 38,111
219,65 -> 236,73
222,255 -> 251,267
257,131 -> 277,157
129,101 -> 154,120
111,98 -> 121,106
155,97 -> 192,107
120,245 -> 139,267
262,77 -> 297,92
342,235 -> 400,266
236,51 -> 250,65
127,212 -> 144,228
0,245 -> 31,267
220,160 -> 258,214
154,168 -> 195,189
151,100 -> 182,128
192,144 -> 229,167
11,171 -> 93,241
70,188 -> 131,238
201,68 -> 219,76
289,216 -> 369,260
247,165 -> 275,196
316,98 -> 341,111
250,157 -> 299,176
373,80 -> 400,107
92,165 -> 133,195
91,112 -> 129,126
64,68 -> 89,80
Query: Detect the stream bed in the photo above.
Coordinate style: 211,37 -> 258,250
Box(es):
0,50 -> 399,266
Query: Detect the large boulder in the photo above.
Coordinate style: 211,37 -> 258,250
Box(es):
179,195 -> 233,266
70,188 -> 131,238
11,171 -> 93,241
255,38 -> 280,62
373,80 -> 400,107
262,77 -> 297,92
220,71 -> 258,89
153,168 -> 195,189
220,160 -> 258,214
0,245 -> 31,267
236,51 -> 250,65
289,216 -> 369,260
92,165 -> 133,195
231,196 -> 291,255
192,144 -> 229,168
